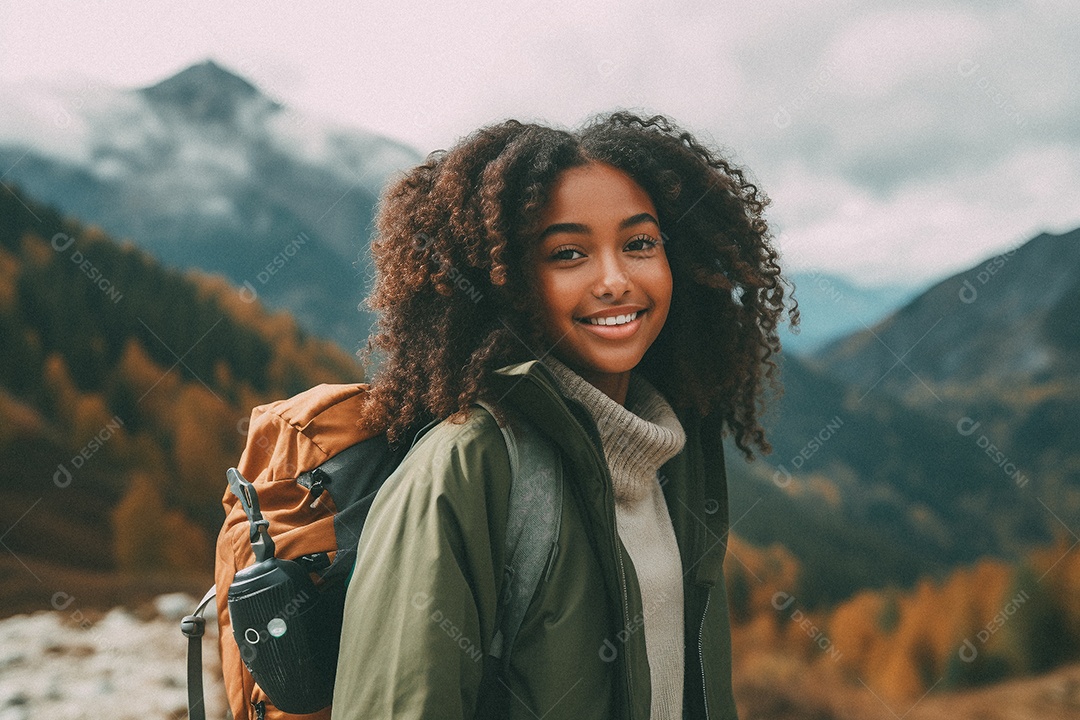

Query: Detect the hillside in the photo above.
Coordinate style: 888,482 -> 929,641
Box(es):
815,229 -> 1080,402
724,345 -> 1066,608
0,185 -> 361,614
0,60 -> 422,352
724,434 -> 944,608
727,536 -> 1080,707
725,231 -> 1080,605
805,228 -> 1080,567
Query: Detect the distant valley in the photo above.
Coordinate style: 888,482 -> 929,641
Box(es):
780,271 -> 921,354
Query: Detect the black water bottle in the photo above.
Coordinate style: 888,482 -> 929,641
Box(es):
226,469 -> 340,714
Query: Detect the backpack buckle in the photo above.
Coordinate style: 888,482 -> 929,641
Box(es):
228,468 -> 277,563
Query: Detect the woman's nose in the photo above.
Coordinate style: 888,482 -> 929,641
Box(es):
593,252 -> 632,299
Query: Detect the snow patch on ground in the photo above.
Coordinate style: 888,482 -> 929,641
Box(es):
0,594 -> 226,720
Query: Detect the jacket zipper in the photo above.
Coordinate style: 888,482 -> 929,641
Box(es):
584,415 -> 637,718
698,589 -> 711,720
614,531 -> 634,715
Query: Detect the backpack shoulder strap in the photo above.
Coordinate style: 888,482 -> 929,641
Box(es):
476,400 -> 563,672
180,586 -> 218,720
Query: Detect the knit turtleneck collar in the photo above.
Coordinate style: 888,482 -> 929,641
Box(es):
540,355 -> 686,504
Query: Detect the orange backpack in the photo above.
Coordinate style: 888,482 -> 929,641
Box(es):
182,382 -> 563,720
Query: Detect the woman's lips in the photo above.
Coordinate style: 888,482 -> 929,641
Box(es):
576,310 -> 646,339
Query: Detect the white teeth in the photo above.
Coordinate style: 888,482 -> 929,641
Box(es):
584,312 -> 639,326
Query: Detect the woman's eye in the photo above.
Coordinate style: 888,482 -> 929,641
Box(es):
551,246 -> 585,261
625,234 -> 659,253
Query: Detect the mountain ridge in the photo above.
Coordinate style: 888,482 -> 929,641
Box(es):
750,227 -> 1080,591
0,61 -> 423,351
140,59 -> 269,114
813,227 -> 1080,398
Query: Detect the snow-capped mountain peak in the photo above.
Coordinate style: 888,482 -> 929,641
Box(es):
139,59 -> 281,126
0,60 -> 423,350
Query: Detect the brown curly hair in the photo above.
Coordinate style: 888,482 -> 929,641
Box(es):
358,111 -> 797,460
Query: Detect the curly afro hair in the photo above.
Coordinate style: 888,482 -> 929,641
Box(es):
358,111 -> 797,459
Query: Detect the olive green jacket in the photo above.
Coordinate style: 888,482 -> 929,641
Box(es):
332,360 -> 739,719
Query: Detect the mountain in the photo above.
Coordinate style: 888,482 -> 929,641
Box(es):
727,229 -> 1080,605
812,228 -> 1080,406
723,350 -> 1053,607
780,271 -> 921,354
808,229 -> 1080,549
0,184 -> 361,613
0,60 -> 423,352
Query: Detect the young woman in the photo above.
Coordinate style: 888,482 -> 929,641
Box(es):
332,112 -> 793,720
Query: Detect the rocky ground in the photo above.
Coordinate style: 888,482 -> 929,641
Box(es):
0,593 -> 226,720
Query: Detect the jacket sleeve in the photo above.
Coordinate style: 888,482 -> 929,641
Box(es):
331,410 -> 511,719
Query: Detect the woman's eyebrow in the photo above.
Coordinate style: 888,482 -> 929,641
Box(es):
537,212 -> 660,242
537,222 -> 588,242
619,212 -> 660,230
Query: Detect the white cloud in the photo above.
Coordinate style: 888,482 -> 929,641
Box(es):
824,8 -> 990,99
0,0 -> 1077,287
772,144 -> 1080,285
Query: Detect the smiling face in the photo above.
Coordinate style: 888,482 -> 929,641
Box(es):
528,161 -> 672,404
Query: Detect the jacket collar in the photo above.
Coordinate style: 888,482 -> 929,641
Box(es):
491,360 -> 728,586
491,360 -> 604,474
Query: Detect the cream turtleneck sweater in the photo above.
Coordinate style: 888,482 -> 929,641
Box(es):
541,355 -> 686,720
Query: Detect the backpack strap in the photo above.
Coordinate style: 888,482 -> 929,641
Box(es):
181,586 -> 218,720
476,400 -> 563,673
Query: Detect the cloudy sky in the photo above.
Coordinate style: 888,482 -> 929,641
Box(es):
2,0 -> 1077,287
